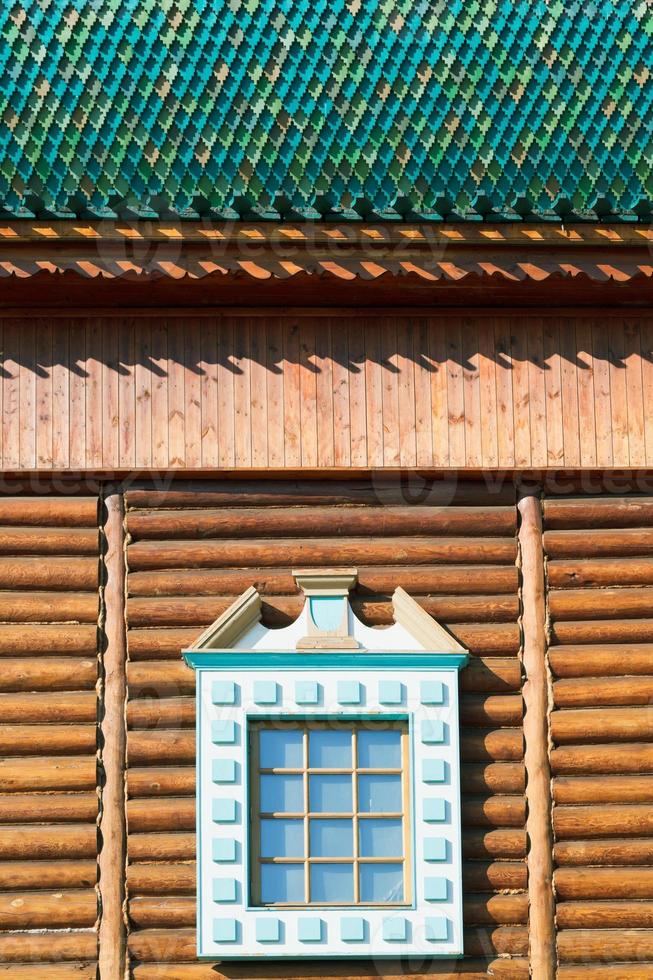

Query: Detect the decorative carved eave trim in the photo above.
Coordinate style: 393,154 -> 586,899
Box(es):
189,585 -> 262,650
392,586 -> 468,654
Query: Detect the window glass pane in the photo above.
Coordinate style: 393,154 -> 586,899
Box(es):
261,818 -> 304,858
261,863 -> 304,903
359,818 -> 403,857
260,774 -> 303,813
358,774 -> 402,813
359,863 -> 404,903
357,729 -> 401,769
259,730 -> 303,769
309,730 -> 352,768
310,818 -> 353,857
309,774 -> 352,813
310,863 -> 354,903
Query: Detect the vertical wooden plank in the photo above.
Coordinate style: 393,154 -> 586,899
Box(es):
118,319 -> 135,469
283,321 -> 301,468
69,318 -> 86,470
2,319 -> 20,470
19,318 -> 36,469
35,321 -> 53,468
461,316 -> 482,468
266,318 -> 284,469
217,318 -> 235,469
299,319 -> 318,468
103,319 -> 120,469
446,317 -> 465,468
348,318 -> 367,467
429,317 -> 449,467
592,318 -> 613,469
642,317 -> 653,467
250,319 -> 268,468
184,317 -> 202,469
574,317 -> 597,469
397,319 -> 417,468
543,318 -> 564,468
315,320 -> 334,468
167,318 -> 186,468
381,318 -> 400,467
414,318 -> 433,467
233,317 -> 251,468
607,317 -> 629,468
134,320 -> 152,469
150,319 -> 169,470
560,318 -> 581,468
200,319 -> 219,468
478,318 -> 498,468
527,318 -> 547,469
52,321 -> 70,469
511,318 -> 531,469
365,319 -> 384,467
494,317 -> 515,469
331,318 -> 351,468
625,318 -> 646,468
85,318 -> 103,470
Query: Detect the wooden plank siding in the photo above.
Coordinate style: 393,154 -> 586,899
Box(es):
1,313 -> 653,472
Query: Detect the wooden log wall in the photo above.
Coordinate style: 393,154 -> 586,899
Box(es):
544,493 -> 653,977
0,496 -> 100,978
3,312 -> 653,472
122,479 -> 528,979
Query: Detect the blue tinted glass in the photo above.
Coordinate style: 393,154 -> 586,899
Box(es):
260,774 -> 303,812
261,863 -> 304,903
310,818 -> 353,857
359,819 -> 403,857
309,730 -> 352,768
259,730 -> 303,768
357,730 -> 401,768
358,774 -> 402,813
310,863 -> 354,903
260,818 -> 304,858
359,863 -> 404,903
309,774 -> 352,813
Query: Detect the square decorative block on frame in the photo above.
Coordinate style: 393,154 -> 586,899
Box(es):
183,569 -> 468,960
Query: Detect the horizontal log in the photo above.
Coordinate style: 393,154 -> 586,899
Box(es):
544,528 -> 653,559
0,824 -> 97,859
555,804 -> 653,840
0,757 -> 97,792
555,867 -> 653,900
0,657 -> 97,692
554,775 -> 653,804
127,863 -> 196,895
558,966 -> 653,979
552,707 -> 653,744
555,839 -> 653,867
460,728 -> 523,762
463,860 -> 527,892
550,644 -> 653,678
0,497 -> 98,527
0,691 -> 97,723
557,900 -> 653,929
0,592 -> 98,624
461,796 -> 526,828
0,557 -> 98,591
459,658 -> 522,692
462,828 -> 527,859
129,564 -> 520,598
127,767 -> 196,798
0,527 -> 98,556
548,558 -> 653,589
551,743 -> 653,775
128,505 -> 516,540
0,965 -> 97,978
127,536 -> 517,571
128,797 -> 194,833
125,480 -> 516,509
554,676 -> 653,708
464,893 -> 528,925
130,960 -> 529,980
0,725 -> 96,756
552,620 -> 653,645
0,626 -> 98,656
461,762 -> 525,795
0,793 -> 97,823
129,832 -> 195,862
0,888 -> 97,929
0,859 -> 97,891
459,694 -> 523,726
550,587 -> 653,621
0,932 -> 97,963
544,496 -> 653,530
127,593 -> 520,628
557,929 -> 653,963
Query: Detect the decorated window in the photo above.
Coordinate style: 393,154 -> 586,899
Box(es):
183,569 -> 468,959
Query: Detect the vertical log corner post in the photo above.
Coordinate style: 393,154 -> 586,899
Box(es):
98,491 -> 128,979
517,488 -> 556,978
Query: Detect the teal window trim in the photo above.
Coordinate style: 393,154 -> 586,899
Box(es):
184,651 -> 469,671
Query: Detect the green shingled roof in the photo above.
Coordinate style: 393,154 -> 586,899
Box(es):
1,1 -> 652,220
